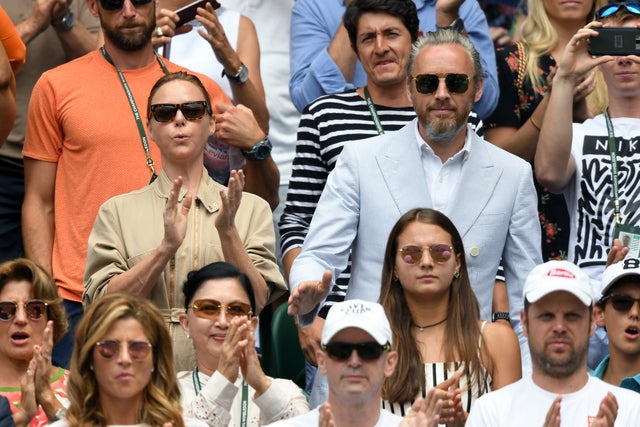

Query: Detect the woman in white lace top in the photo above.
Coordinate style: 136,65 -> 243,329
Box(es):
177,262 -> 309,427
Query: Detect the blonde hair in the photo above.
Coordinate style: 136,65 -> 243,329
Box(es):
66,294 -> 184,427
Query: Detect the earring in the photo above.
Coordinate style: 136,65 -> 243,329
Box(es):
185,333 -> 190,339
393,274 -> 399,282
454,270 -> 460,279
151,367 -> 155,373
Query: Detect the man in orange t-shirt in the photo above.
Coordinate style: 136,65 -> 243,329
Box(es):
22,0 -> 264,368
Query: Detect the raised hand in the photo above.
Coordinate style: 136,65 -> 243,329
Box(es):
239,321 -> 271,397
215,169 -> 244,231
216,316 -> 251,385
318,402 -> 336,427
591,392 -> 618,427
543,396 -> 561,427
434,371 -> 464,426
607,238 -> 630,267
162,177 -> 192,253
400,389 -> 443,427
288,270 -> 332,316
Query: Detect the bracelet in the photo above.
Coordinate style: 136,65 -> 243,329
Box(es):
492,312 -> 511,322
529,116 -> 541,131
49,407 -> 66,424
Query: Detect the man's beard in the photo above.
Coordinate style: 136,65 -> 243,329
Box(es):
419,99 -> 472,144
530,335 -> 588,378
101,14 -> 155,52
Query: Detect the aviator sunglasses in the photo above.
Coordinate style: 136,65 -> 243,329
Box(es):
321,341 -> 391,361
600,293 -> 640,312
95,339 -> 153,360
99,0 -> 153,11
412,73 -> 470,94
0,300 -> 48,321
191,299 -> 253,320
149,101 -> 212,122
398,244 -> 454,265
596,2 -> 640,19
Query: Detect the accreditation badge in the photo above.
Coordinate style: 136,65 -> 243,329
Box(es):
614,223 -> 640,257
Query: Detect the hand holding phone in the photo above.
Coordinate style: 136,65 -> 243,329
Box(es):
589,27 -> 640,56
176,0 -> 221,27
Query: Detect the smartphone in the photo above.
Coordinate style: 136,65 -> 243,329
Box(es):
176,0 -> 221,27
589,27 -> 640,56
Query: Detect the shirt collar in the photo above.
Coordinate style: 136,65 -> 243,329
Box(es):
413,122 -> 472,162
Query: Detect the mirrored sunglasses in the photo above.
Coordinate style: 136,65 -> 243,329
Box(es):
601,293 -> 640,312
398,244 -> 453,264
322,341 -> 390,361
0,300 -> 48,321
412,73 -> 470,94
149,101 -> 211,122
596,2 -> 640,19
191,299 -> 253,320
99,0 -> 153,11
95,339 -> 153,360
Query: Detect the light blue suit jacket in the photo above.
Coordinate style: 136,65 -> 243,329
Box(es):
290,120 -> 542,354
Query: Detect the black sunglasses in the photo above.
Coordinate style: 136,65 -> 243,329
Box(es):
0,300 -> 48,321
412,73 -> 470,94
600,293 -> 640,312
99,0 -> 153,11
149,101 -> 212,122
321,341 -> 390,361
596,2 -> 640,19
95,339 -> 153,360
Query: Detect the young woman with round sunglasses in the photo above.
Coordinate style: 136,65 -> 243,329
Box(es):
178,262 -> 309,426
0,259 -> 68,427
379,209 -> 522,426
61,293 -> 202,427
83,71 -> 285,371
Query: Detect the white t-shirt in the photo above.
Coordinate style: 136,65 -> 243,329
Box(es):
266,406 -> 402,427
467,376 -> 640,426
566,115 -> 640,285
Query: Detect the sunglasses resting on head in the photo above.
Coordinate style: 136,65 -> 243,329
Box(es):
596,2 -> 640,19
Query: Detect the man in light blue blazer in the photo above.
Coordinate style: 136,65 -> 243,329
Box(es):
289,29 -> 542,403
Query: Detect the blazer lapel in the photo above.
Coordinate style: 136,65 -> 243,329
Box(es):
447,135 -> 503,237
376,123 -> 432,215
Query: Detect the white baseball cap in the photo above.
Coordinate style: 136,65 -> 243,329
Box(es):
321,299 -> 392,346
599,258 -> 640,297
523,260 -> 594,306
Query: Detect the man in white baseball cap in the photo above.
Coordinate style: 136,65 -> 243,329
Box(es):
269,299 -> 442,426
467,260 -> 640,426
592,258 -> 640,392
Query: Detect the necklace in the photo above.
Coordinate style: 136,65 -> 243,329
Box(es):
413,316 -> 447,332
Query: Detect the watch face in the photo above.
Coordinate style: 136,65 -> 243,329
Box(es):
237,64 -> 249,84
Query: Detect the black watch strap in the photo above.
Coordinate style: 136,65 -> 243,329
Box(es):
492,312 -> 511,322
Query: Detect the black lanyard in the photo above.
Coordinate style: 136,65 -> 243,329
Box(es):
604,109 -> 622,225
363,86 -> 384,135
100,46 -> 169,184
192,368 -> 249,427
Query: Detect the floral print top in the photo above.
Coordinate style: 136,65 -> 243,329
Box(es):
485,43 -> 569,261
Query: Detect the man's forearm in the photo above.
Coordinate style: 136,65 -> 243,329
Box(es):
57,23 -> 99,60
244,157 -> 280,211
22,202 -> 54,275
